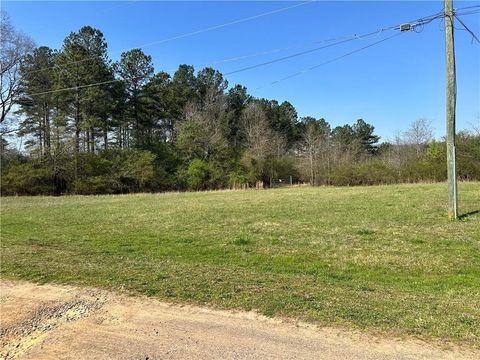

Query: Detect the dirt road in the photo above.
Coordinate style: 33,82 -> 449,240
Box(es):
0,280 -> 477,360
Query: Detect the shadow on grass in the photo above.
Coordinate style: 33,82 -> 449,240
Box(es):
459,210 -> 480,220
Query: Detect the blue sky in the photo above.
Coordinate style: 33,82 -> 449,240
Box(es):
3,1 -> 480,141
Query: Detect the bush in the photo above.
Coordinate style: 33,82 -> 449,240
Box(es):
1,161 -> 54,195
329,163 -> 357,186
73,176 -> 120,195
187,159 -> 209,190
423,140 -> 447,181
228,170 -> 249,189
114,150 -> 156,191
186,159 -> 225,190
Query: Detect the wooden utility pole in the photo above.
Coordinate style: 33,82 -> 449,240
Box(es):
445,0 -> 458,220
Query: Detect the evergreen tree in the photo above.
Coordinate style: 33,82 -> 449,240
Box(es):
114,48 -> 154,148
171,64 -> 197,121
17,46 -> 55,156
141,71 -> 175,145
226,84 -> 249,147
352,118 -> 380,155
196,67 -> 228,107
55,26 -> 112,155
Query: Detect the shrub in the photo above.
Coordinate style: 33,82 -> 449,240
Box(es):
228,170 -> 248,189
114,150 -> 156,191
186,159 -> 225,190
73,176 -> 120,195
1,161 -> 53,195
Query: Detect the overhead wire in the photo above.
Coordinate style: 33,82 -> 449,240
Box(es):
250,12 -> 449,90
25,79 -> 121,97
23,8 -> 472,97
454,4 -> 480,12
439,5 -> 479,32
162,32 -> 374,73
254,8 -> 479,91
254,32 -> 403,90
20,0 -> 315,76
224,29 -> 390,76
23,27 -> 400,98
453,4 -> 480,16
453,9 -> 480,16
144,13 -> 445,74
130,0 -> 314,49
225,11 -> 445,77
454,15 -> 480,43
18,4 -> 480,78
21,6 -> 455,80
24,27 -> 396,97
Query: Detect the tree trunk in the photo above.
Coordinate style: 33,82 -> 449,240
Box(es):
38,118 -> 43,158
90,126 -> 95,153
44,101 -> 51,156
118,126 -> 122,148
134,85 -> 140,148
75,91 -> 80,154
104,124 -> 108,150
85,129 -> 90,153
309,151 -> 314,186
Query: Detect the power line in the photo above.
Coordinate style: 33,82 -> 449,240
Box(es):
454,15 -> 480,43
223,31 -> 383,76
453,4 -> 480,17
455,9 -> 480,14
26,79 -> 120,97
454,4 -> 480,12
17,4 -> 480,79
24,9 -> 465,98
224,29 -> 392,76
251,10 -> 459,90
19,34 -> 406,98
22,6 -> 456,85
25,28 -> 379,78
23,30 -> 395,97
22,30 -> 398,98
453,8 -> 480,16
225,12 -> 444,77
169,9 -> 449,73
163,33 -> 370,73
254,32 -> 403,91
21,0 -> 315,76
132,0 -> 314,49
437,6 -> 480,32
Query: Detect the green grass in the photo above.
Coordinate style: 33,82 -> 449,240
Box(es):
1,183 -> 479,346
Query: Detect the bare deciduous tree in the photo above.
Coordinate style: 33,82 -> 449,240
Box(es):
178,88 -> 229,161
404,118 -> 434,156
299,118 -> 331,185
470,115 -> 480,136
241,102 -> 287,186
301,120 -> 322,185
241,102 -> 271,161
0,10 -> 35,124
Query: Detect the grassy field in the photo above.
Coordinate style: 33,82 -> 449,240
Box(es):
1,182 -> 479,346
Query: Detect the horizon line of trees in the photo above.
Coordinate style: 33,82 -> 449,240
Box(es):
1,13 -> 479,195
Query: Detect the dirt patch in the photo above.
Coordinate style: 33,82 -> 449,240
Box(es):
1,283 -> 106,360
1,279 -> 478,360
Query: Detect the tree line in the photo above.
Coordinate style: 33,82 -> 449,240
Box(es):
1,15 -> 479,195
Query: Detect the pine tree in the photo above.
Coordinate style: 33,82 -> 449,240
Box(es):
17,46 -> 55,156
114,49 -> 154,148
55,26 -> 111,155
